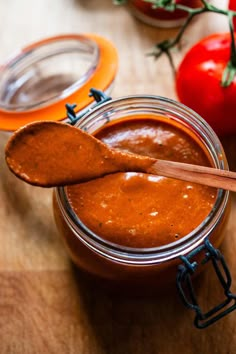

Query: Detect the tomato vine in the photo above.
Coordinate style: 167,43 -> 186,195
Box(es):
114,0 -> 236,87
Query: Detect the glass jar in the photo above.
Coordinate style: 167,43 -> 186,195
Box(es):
53,94 -> 232,328
128,0 -> 202,28
0,34 -> 118,132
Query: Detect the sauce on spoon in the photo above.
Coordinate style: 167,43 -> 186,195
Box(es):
5,121 -> 155,187
5,120 -> 236,191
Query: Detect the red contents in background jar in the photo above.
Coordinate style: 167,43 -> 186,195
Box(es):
228,0 -> 236,29
131,0 -> 202,25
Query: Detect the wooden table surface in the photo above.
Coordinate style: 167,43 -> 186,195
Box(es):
1,1 -> 236,353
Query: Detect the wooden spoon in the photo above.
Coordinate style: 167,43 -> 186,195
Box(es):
5,120 -> 236,191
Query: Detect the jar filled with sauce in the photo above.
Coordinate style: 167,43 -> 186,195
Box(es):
128,0 -> 202,28
53,95 -> 232,327
1,34 -> 234,328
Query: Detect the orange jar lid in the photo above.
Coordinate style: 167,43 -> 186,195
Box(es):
0,33 -> 118,131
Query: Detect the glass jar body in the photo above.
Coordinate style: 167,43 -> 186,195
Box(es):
53,95 -> 230,292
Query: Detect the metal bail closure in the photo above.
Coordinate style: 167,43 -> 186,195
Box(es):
176,238 -> 236,329
66,88 -> 112,126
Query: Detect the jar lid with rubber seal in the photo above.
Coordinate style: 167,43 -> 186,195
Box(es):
0,33 -> 118,132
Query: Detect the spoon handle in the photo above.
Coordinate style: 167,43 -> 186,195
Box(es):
147,160 -> 236,192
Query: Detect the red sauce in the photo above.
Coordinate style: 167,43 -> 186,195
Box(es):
66,118 -> 216,248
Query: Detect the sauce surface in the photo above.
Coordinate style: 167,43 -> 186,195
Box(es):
66,118 -> 217,248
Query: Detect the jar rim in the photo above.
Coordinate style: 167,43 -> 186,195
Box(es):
0,34 -> 118,131
55,94 -> 229,265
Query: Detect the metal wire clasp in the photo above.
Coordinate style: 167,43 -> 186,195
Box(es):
66,88 -> 112,125
177,238 -> 236,329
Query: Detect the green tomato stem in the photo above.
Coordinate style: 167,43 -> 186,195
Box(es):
222,62 -> 236,87
222,12 -> 236,87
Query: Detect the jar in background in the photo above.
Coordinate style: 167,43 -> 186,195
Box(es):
0,34 -> 118,132
129,0 -> 202,28
53,95 -> 231,310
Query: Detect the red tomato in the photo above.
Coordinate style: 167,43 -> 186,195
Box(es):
176,33 -> 236,136
132,0 -> 201,20
228,0 -> 236,29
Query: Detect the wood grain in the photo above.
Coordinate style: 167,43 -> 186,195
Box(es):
1,0 -> 236,353
1,264 -> 236,354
